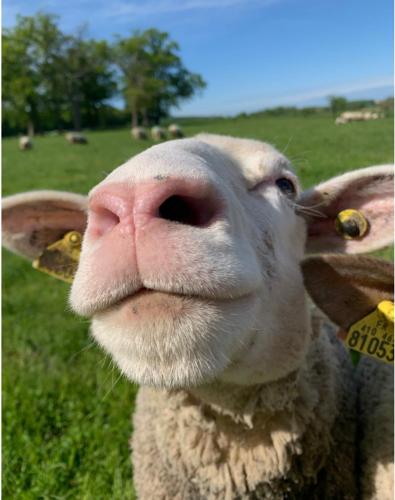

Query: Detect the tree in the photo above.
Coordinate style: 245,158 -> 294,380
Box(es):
27,14 -> 69,131
328,95 -> 348,117
2,14 -> 61,135
378,97 -> 393,117
3,13 -> 116,134
113,32 -> 153,127
56,31 -> 115,131
3,18 -> 205,134
113,29 -> 206,127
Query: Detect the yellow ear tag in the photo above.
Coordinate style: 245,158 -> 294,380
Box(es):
335,209 -> 369,239
344,301 -> 394,365
32,231 -> 82,284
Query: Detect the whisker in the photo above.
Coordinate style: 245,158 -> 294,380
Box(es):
297,206 -> 325,216
294,204 -> 327,218
281,136 -> 294,155
67,341 -> 96,363
99,351 -> 112,370
101,369 -> 124,402
299,199 -> 329,209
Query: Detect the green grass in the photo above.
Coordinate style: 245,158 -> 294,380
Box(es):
3,116 -> 394,498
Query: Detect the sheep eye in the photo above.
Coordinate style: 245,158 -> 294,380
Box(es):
275,177 -> 296,197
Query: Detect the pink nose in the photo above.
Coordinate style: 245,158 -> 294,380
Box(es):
88,178 -> 223,238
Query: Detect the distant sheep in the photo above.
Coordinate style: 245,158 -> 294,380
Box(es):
168,123 -> 184,138
131,127 -> 148,140
65,132 -> 88,144
151,126 -> 166,141
2,134 -> 394,499
336,111 -> 382,125
19,136 -> 33,151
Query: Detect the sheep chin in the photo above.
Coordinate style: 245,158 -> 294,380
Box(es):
90,293 -> 259,389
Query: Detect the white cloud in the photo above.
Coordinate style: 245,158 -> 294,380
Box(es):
176,76 -> 394,115
272,76 -> 394,105
104,0 -> 278,18
2,0 -> 281,29
220,76 -> 394,109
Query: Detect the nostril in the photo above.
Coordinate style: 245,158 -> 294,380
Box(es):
158,195 -> 218,227
89,207 -> 121,237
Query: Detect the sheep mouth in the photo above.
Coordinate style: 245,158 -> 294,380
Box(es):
117,287 -> 151,302
94,287 -> 204,319
94,286 -> 254,317
108,287 -> 207,309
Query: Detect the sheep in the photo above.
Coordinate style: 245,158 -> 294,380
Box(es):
19,136 -> 33,150
336,112 -> 365,125
131,127 -> 148,140
168,123 -> 184,138
336,111 -> 382,124
335,116 -> 347,125
65,132 -> 88,144
151,125 -> 166,141
2,134 -> 394,499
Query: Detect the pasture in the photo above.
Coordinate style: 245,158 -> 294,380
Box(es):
3,116 -> 394,499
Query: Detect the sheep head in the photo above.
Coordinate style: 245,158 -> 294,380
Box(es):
2,134 -> 394,388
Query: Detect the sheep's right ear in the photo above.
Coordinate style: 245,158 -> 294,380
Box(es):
2,190 -> 87,260
301,254 -> 394,331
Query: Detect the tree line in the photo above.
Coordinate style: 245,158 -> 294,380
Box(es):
236,96 -> 393,120
3,13 -> 206,136
327,95 -> 393,117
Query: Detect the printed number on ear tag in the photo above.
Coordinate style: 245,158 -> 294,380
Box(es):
344,301 -> 394,365
32,231 -> 82,284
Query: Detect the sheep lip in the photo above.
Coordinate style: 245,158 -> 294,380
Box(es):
94,288 -> 189,316
110,287 -> 154,306
115,288 -> 198,307
93,287 -> 254,315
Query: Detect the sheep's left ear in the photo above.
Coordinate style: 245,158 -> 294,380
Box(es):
301,254 -> 393,331
299,165 -> 394,253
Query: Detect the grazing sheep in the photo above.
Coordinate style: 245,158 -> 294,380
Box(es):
151,126 -> 166,141
65,132 -> 88,144
131,127 -> 148,140
19,136 -> 33,151
2,135 -> 394,499
336,111 -> 382,124
168,123 -> 184,138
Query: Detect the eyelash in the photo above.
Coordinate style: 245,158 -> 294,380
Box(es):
249,176 -> 297,196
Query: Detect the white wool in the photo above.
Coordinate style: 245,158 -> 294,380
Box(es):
131,127 -> 148,140
19,136 -> 32,150
151,126 -> 166,140
65,132 -> 88,144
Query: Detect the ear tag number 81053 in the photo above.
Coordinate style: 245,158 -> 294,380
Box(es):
345,301 -> 394,365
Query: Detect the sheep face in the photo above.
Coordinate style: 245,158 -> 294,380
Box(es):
3,135 -> 393,390
70,136 -> 310,388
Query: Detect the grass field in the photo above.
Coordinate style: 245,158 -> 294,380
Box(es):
3,116 -> 394,499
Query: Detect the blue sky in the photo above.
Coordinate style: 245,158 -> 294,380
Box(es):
3,0 -> 394,116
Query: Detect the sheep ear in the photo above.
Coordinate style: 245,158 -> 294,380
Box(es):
299,165 -> 394,253
301,254 -> 394,331
2,190 -> 87,260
